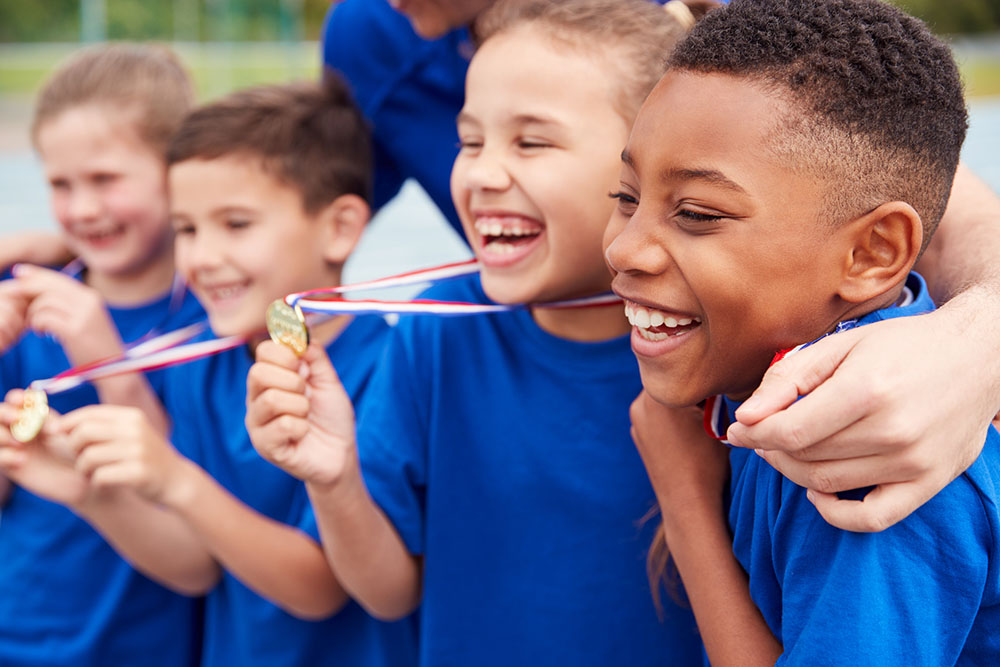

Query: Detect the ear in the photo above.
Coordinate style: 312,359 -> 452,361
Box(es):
316,194 -> 370,266
837,201 -> 923,304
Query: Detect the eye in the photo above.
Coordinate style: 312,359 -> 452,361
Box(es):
226,218 -> 251,231
49,178 -> 70,192
457,137 -> 483,152
171,219 -> 195,235
92,172 -> 119,186
516,138 -> 550,151
677,209 -> 723,224
609,190 -> 638,215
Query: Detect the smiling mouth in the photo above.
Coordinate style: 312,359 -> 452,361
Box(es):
78,225 -> 126,245
624,301 -> 702,341
474,217 -> 543,254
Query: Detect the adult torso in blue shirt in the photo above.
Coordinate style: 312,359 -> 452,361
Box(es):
0,272 -> 206,667
165,315 -> 417,667
322,0 -> 714,240
722,273 -> 1000,665
356,276 -> 702,667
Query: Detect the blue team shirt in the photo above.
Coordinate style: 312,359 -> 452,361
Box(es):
720,274 -> 1000,664
165,315 -> 417,667
356,276 -> 703,666
0,272 -> 206,667
322,0 -> 715,240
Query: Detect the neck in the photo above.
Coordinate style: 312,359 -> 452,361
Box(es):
85,251 -> 177,306
530,300 -> 630,342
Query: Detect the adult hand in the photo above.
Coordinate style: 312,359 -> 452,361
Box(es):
10,264 -> 124,367
60,405 -> 194,507
245,341 -> 358,487
728,309 -> 997,532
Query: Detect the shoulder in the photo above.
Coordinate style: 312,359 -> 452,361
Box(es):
322,0 -> 469,115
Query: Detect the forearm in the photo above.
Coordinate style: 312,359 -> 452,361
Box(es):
167,459 -> 348,620
0,232 -> 72,270
917,163 -> 1000,302
77,487 -> 221,596
307,455 -> 421,621
661,502 -> 782,666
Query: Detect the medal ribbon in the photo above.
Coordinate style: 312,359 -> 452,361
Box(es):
286,259 -> 621,318
26,260 -> 622,396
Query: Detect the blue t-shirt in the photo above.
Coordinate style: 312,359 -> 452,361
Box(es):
356,276 -> 703,666
322,0 -> 714,239
0,274 -> 206,667
720,274 -> 1000,665
165,315 -> 417,667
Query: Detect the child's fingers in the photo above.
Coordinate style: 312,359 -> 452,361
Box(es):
246,359 -> 307,403
0,446 -> 27,470
254,340 -> 304,370
246,388 -> 310,427
87,460 -> 144,491
74,441 -> 127,477
248,415 -> 310,453
4,389 -> 25,405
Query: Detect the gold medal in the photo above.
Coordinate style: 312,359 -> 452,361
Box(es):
10,388 -> 49,443
266,299 -> 309,356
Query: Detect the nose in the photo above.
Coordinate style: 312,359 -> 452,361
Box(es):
66,185 -> 102,223
605,205 -> 672,278
178,225 -> 225,277
460,145 -> 512,193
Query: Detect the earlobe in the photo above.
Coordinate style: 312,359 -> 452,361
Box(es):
320,194 -> 370,265
838,201 -> 923,303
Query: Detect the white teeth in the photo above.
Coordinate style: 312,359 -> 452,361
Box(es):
623,302 -> 702,338
474,218 -> 541,238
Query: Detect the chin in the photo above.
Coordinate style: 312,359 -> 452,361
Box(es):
638,368 -> 705,410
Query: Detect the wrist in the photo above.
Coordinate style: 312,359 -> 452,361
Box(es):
307,445 -> 363,498
159,458 -> 206,513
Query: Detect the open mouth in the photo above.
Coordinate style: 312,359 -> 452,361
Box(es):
78,225 -> 126,247
624,301 -> 702,341
474,217 -> 543,255
198,281 -> 250,304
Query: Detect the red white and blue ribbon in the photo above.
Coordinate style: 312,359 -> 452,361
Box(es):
27,260 -> 622,395
285,259 -> 621,319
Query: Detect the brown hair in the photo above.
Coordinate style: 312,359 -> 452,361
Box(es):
475,0 -> 720,122
167,76 -> 372,214
31,42 -> 194,156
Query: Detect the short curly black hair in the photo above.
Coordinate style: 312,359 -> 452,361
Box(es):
669,0 -> 968,252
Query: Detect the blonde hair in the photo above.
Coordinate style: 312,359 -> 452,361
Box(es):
475,0 -> 719,123
31,42 -> 194,156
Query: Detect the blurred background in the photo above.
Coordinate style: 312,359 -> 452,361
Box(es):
0,0 -> 997,280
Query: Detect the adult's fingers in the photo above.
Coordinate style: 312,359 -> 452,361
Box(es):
756,449 -> 920,494
806,482 -> 939,533
733,329 -> 862,427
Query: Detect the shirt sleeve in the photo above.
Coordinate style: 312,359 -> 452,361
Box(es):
769,472 -> 992,666
354,319 -> 430,555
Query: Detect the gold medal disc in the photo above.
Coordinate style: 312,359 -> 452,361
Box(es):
10,388 -> 49,443
266,300 -> 310,356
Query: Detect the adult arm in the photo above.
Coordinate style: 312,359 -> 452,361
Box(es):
246,342 -> 422,620
728,163 -> 1000,531
630,392 -> 781,666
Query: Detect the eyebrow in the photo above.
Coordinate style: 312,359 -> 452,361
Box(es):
621,149 -> 749,195
456,111 -> 562,127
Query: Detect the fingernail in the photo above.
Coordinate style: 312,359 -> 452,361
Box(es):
806,489 -> 815,503
754,448 -> 766,458
10,264 -> 23,277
